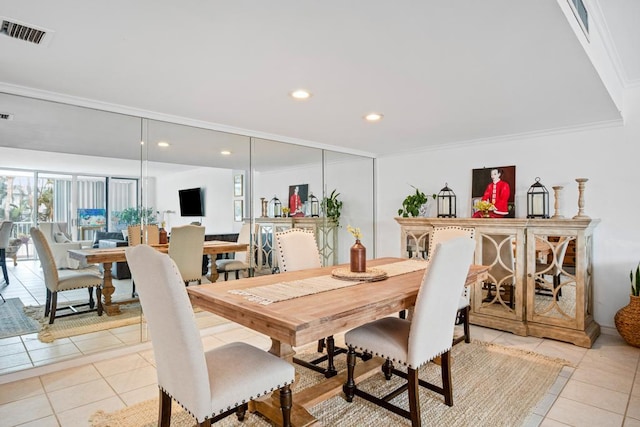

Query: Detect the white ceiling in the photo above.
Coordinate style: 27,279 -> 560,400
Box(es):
0,0 -> 636,162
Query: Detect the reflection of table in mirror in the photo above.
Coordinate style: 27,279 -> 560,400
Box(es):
68,241 -> 248,315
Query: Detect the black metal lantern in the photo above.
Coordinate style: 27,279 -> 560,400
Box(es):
270,195 -> 282,217
527,177 -> 549,218
437,183 -> 457,218
309,192 -> 319,217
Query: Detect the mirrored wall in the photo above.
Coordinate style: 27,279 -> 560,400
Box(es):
0,91 -> 375,374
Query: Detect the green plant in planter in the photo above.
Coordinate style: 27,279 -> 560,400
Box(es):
323,189 -> 343,227
630,263 -> 640,296
398,185 -> 436,217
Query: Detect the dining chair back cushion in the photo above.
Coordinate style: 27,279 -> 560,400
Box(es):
274,228 -> 321,272
0,221 -> 13,250
30,227 -> 61,290
127,225 -> 141,246
168,225 -> 205,283
429,226 -> 475,302
126,245 -> 210,419
126,245 -> 295,422
346,237 -> 475,368
408,237 -> 476,366
144,224 -> 160,245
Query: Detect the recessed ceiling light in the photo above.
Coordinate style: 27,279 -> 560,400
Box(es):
290,89 -> 312,100
157,141 -> 170,148
364,113 -> 383,122
221,150 -> 231,156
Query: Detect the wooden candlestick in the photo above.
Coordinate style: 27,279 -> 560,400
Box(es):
573,178 -> 590,219
552,186 -> 564,219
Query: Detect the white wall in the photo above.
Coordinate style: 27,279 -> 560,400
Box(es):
153,166 -> 237,234
376,85 -> 640,330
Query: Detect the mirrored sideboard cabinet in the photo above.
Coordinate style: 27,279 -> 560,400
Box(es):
396,217 -> 600,348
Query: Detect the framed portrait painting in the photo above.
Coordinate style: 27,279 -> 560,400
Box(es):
288,184 -> 308,217
471,165 -> 516,218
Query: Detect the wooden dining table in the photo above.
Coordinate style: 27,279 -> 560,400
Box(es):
68,240 -> 248,315
187,257 -> 489,426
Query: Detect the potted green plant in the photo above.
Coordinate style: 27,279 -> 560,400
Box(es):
323,189 -> 343,227
113,207 -> 158,230
397,185 -> 436,217
614,263 -> 640,347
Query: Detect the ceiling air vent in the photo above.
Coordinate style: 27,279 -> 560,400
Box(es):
0,113 -> 14,120
1,18 -> 51,45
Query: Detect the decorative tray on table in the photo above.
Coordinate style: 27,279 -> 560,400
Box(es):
331,267 -> 388,282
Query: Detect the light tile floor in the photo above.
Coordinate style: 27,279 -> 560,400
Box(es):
1,260 -> 639,426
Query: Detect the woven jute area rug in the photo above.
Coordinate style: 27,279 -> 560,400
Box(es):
90,341 -> 570,427
24,302 -> 142,343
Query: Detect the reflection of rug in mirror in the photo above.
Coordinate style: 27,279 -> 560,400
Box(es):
24,301 -> 143,343
90,341 -> 571,427
0,298 -> 40,339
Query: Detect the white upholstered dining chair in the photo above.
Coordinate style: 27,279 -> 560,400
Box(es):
168,224 -> 205,285
30,227 -> 103,324
215,222 -> 254,281
428,226 -> 475,345
343,237 -> 476,427
274,228 -> 339,377
125,244 -> 294,426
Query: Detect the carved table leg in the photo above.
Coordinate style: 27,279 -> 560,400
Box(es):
101,262 -> 121,315
207,255 -> 220,283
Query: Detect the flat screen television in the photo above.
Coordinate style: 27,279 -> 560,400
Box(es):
179,187 -> 204,217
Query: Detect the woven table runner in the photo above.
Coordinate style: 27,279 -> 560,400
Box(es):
228,259 -> 428,305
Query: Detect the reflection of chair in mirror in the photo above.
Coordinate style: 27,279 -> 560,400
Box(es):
216,223 -> 253,280
274,228 -> 340,378
125,245 -> 294,427
30,227 -> 103,324
169,224 -> 205,286
343,237 -> 476,426
127,225 -> 141,246
535,237 -> 571,300
481,234 -> 515,308
128,224 -> 159,245
428,226 -> 475,345
39,222 -> 92,269
0,221 -> 13,284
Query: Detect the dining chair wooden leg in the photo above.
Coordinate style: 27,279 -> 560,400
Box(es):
441,350 -> 453,406
235,271 -> 240,280
49,292 -> 58,324
462,306 -> 471,343
325,336 -> 337,377
382,358 -> 394,380
88,287 -> 95,309
96,286 -> 103,316
159,388 -> 172,427
44,288 -> 51,317
343,346 -> 357,402
407,367 -> 421,427
317,338 -> 325,353
235,403 -> 248,421
279,384 -> 293,427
